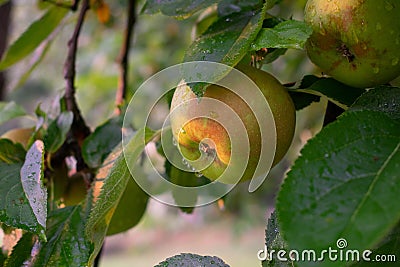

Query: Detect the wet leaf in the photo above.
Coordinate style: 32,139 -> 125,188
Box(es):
34,206 -> 93,266
155,253 -> 230,267
252,20 -> 312,50
277,110 -> 400,267
20,140 -> 47,237
142,0 -> 219,19
0,140 -> 45,236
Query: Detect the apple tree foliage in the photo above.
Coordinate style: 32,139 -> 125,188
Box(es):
0,0 -> 399,266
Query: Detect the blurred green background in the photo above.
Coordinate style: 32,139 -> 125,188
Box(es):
0,0 -> 330,266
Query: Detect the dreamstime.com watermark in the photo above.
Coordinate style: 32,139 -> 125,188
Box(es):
257,238 -> 397,263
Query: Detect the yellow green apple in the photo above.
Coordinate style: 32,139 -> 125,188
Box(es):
305,0 -> 400,88
170,65 -> 296,183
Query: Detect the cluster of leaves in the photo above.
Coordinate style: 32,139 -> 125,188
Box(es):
0,0 -> 399,267
0,1 -> 150,266
0,96 -> 153,265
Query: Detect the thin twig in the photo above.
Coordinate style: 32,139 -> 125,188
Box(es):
115,0 -> 136,115
63,0 -> 91,137
0,2 -> 12,101
62,0 -> 91,171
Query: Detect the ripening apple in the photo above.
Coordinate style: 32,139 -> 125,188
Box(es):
305,0 -> 400,88
170,65 -> 296,183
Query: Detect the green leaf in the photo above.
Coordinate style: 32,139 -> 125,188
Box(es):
142,0 -> 219,19
252,20 -> 312,50
82,116 -> 122,169
217,0 -> 263,16
4,232 -> 34,267
20,140 -> 47,235
0,0 -> 9,6
183,4 -> 266,96
0,140 -> 45,235
264,0 -> 283,10
293,75 -> 366,109
34,206 -> 93,267
0,6 -> 68,71
261,211 -> 292,267
259,48 -> 287,65
351,86 -> 400,120
11,35 -> 55,91
352,222 -> 400,267
106,177 -> 149,236
288,91 -> 320,111
155,253 -> 230,267
0,101 -> 26,126
277,110 -> 400,267
0,251 -> 5,267
165,160 -> 199,214
85,128 -> 156,264
44,111 -> 73,153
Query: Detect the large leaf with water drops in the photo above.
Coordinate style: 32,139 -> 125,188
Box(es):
277,110 -> 400,267
184,3 -> 267,96
252,20 -> 312,50
142,0 -> 219,19
351,85 -> 400,121
20,140 -> 47,234
33,205 -> 93,267
155,253 -> 230,267
0,139 -> 46,237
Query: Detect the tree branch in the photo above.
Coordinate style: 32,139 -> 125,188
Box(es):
114,0 -> 136,115
62,0 -> 91,171
0,2 -> 12,101
64,0 -> 91,137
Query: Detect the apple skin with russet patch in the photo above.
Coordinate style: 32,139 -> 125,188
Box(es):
170,65 -> 296,183
304,0 -> 400,88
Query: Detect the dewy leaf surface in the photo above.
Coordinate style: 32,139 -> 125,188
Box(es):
277,110 -> 400,267
20,140 -> 47,231
252,20 -> 312,50
183,3 -> 266,96
155,253 -> 230,267
34,206 -> 93,267
0,139 -> 45,235
142,0 -> 219,19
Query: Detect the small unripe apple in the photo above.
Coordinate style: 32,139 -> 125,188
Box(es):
170,65 -> 296,183
305,0 -> 400,88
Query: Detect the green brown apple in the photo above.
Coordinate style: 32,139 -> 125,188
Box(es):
305,0 -> 400,88
170,65 -> 296,183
